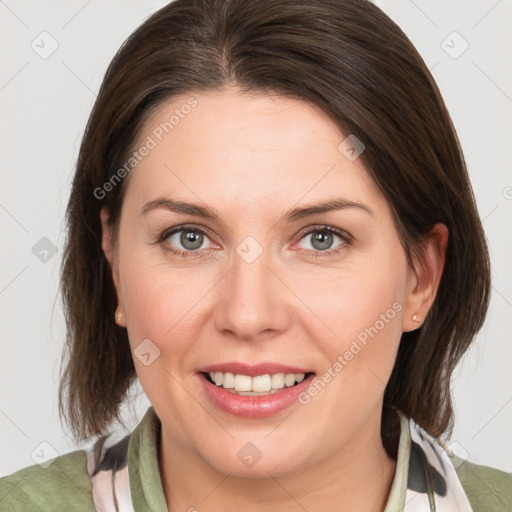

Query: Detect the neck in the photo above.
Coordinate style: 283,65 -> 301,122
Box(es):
159,413 -> 396,512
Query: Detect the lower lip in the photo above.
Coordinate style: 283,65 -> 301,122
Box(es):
197,373 -> 315,418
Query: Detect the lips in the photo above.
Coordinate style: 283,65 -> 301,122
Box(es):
196,362 -> 313,377
195,361 -> 316,418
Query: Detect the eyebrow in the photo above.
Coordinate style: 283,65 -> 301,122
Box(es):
140,197 -> 373,223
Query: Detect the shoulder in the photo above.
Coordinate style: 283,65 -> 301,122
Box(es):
0,449 -> 95,512
455,458 -> 512,511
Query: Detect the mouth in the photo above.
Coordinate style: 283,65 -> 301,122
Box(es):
200,371 -> 315,396
196,365 -> 316,418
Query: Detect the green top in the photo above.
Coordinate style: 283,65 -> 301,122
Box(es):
1,406 -> 511,511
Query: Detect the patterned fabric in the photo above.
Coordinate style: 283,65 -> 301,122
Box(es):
401,414 -> 473,511
85,407 -> 474,512
86,434 -> 133,512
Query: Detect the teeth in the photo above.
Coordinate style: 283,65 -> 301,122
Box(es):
234,374 -> 252,392
252,374 -> 272,392
284,374 -> 296,387
207,371 -> 307,394
271,373 -> 285,389
222,372 -> 234,389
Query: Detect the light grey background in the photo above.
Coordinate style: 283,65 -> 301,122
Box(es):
1,0 -> 511,477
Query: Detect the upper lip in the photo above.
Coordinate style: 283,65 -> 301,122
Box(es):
196,362 -> 314,377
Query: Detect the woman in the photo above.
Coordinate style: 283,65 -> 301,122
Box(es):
1,0 -> 510,510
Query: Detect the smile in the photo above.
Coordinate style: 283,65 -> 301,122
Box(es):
196,363 -> 316,418
204,371 -> 308,395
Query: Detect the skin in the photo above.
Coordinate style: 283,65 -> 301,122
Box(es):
101,87 -> 448,512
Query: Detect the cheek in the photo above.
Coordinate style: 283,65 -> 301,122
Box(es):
292,265 -> 406,441
116,236 -> 207,361
299,244 -> 408,394
121,266 -> 202,354
117,251 -> 208,433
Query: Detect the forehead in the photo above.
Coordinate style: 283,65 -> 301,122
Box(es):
124,89 -> 387,219
136,88 -> 343,158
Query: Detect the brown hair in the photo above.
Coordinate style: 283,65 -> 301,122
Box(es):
58,0 -> 491,450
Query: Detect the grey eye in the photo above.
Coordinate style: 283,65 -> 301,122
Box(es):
298,229 -> 344,252
310,231 -> 334,250
166,228 -> 211,251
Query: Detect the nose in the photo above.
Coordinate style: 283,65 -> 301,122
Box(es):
213,244 -> 290,342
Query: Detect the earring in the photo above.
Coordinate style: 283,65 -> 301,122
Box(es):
115,309 -> 124,326
412,314 -> 421,323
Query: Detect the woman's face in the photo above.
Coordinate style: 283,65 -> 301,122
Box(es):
102,88 -> 430,477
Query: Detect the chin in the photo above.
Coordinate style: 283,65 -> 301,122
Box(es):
200,439 -> 309,479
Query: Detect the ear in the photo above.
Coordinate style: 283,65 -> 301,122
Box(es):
100,207 -> 117,277
100,207 -> 125,326
402,223 -> 449,332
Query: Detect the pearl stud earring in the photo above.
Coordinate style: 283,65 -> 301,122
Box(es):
115,309 -> 124,325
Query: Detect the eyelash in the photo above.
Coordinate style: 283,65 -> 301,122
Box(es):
156,224 -> 352,259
